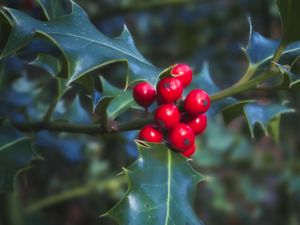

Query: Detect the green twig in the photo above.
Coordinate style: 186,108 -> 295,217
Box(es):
42,80 -> 63,122
269,41 -> 287,71
233,64 -> 257,86
14,42 -> 289,135
210,71 -> 276,102
14,117 -> 154,135
26,176 -> 127,213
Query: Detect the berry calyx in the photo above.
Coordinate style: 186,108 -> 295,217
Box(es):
154,104 -> 180,130
133,81 -> 156,108
168,123 -> 195,152
171,64 -> 193,87
182,144 -> 196,158
184,89 -> 210,115
156,77 -> 183,104
182,113 -> 207,135
138,125 -> 163,143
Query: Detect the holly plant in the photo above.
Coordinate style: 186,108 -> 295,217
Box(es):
0,0 -> 300,225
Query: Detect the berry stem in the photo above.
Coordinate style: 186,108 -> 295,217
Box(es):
211,41 -> 287,102
210,70 -> 277,102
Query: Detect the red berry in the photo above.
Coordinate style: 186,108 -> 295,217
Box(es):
182,144 -> 196,158
138,125 -> 163,143
154,104 -> 180,130
133,82 -> 156,108
182,113 -> 207,135
171,64 -> 193,87
168,123 -> 195,152
156,77 -> 183,103
184,89 -> 210,115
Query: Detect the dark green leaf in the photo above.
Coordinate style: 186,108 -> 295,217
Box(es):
106,90 -> 141,121
36,0 -> 70,20
104,142 -> 205,225
0,1 -> 161,85
277,0 -> 300,44
222,101 -> 294,141
0,125 -> 40,192
244,102 -> 294,138
222,100 -> 255,124
100,77 -> 123,96
53,95 -> 91,123
29,53 -> 62,77
274,63 -> 300,90
244,18 -> 300,67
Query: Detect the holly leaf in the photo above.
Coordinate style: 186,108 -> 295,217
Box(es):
53,95 -> 91,124
103,142 -> 205,225
277,0 -> 300,44
29,53 -> 62,77
92,78 -> 137,127
106,90 -> 142,121
223,101 -> 294,141
273,63 -> 300,90
187,63 -> 236,116
0,0 -> 161,85
243,18 -> 300,67
243,102 -> 294,139
36,0 -> 70,20
0,125 -> 40,192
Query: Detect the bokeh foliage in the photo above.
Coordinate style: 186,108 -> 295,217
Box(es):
0,0 -> 300,225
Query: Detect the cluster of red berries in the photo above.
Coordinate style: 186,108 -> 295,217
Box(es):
133,64 -> 210,157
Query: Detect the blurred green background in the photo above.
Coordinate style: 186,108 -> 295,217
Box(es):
0,0 -> 299,225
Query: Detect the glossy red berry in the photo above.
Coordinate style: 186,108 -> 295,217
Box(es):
154,104 -> 180,130
182,144 -> 196,158
168,123 -> 195,152
156,77 -> 183,104
133,82 -> 156,108
138,125 -> 163,143
182,113 -> 207,135
184,89 -> 210,115
171,64 -> 193,87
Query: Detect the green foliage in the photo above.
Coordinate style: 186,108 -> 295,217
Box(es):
223,102 -> 294,141
244,18 -> 300,67
37,0 -> 70,19
104,141 -> 205,225
0,125 -> 40,192
277,0 -> 300,44
0,0 -> 161,86
29,53 -> 62,78
1,0 -> 300,224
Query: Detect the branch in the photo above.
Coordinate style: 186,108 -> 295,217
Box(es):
14,117 -> 154,135
26,176 -> 127,213
210,70 -> 277,102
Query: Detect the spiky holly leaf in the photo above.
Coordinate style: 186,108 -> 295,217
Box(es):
243,103 -> 294,140
186,63 -> 236,116
272,63 -> 300,90
53,95 -> 91,124
222,102 -> 294,142
243,18 -> 300,68
37,0 -> 70,19
0,125 -> 40,192
0,0 -> 161,85
104,142 -> 205,225
29,53 -> 62,77
91,77 -> 141,128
